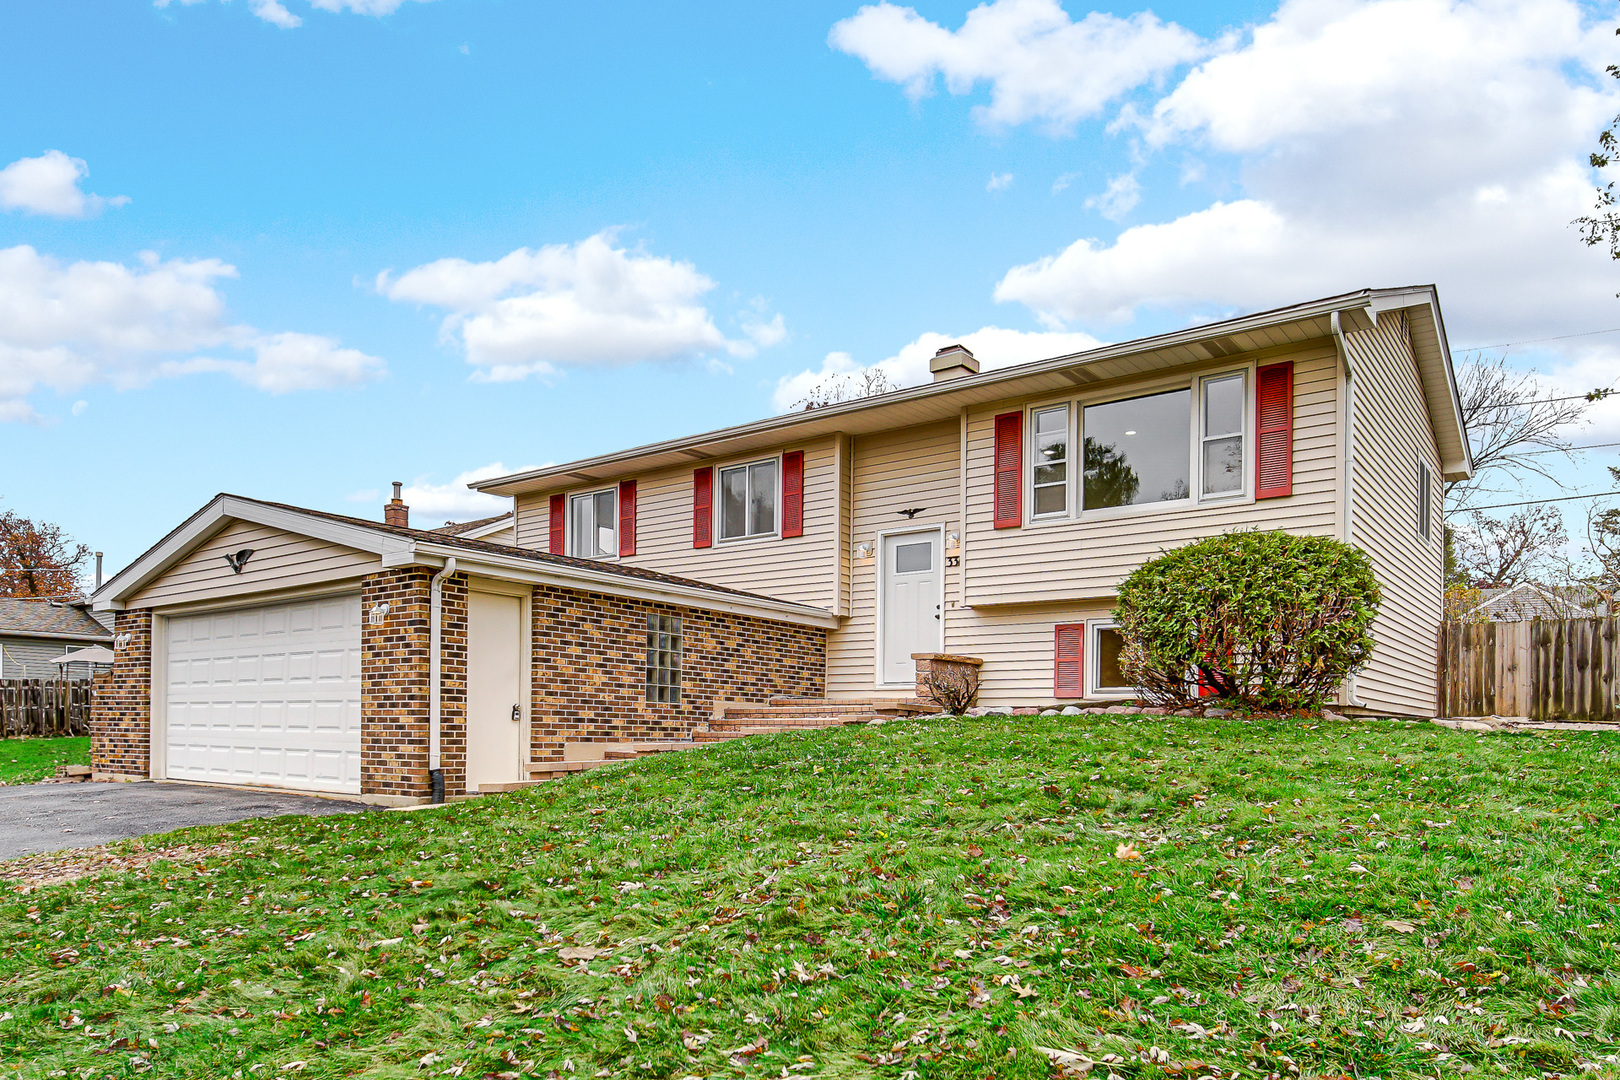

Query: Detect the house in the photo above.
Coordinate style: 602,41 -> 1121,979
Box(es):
1466,582 -> 1608,622
0,598 -> 114,680
90,285 -> 1469,802
433,512 -> 515,545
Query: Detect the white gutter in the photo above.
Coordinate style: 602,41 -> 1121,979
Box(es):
428,557 -> 457,786
1330,310 -> 1369,709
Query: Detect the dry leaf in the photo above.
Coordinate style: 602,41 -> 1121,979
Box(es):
558,946 -> 612,961
1382,920 -> 1417,934
1114,843 -> 1142,861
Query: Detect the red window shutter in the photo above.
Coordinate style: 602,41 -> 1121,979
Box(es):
1054,623 -> 1084,699
1255,361 -> 1294,499
993,411 -> 1023,528
548,493 -> 565,555
618,480 -> 637,557
781,450 -> 805,538
692,467 -> 713,549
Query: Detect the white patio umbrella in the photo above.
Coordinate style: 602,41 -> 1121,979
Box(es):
49,646 -> 115,666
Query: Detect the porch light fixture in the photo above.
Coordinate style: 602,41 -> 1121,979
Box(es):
368,602 -> 391,625
946,532 -> 961,555
854,541 -> 874,560
113,632 -> 132,649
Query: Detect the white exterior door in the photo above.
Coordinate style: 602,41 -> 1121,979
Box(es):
466,590 -> 524,791
164,595 -> 362,794
879,530 -> 942,686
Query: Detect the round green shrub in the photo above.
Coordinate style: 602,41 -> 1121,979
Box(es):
1114,530 -> 1381,711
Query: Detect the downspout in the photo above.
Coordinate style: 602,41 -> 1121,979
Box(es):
1330,311 -> 1369,709
428,556 -> 457,803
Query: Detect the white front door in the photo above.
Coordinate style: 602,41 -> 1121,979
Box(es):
466,590 -> 525,791
879,530 -> 942,686
165,594 -> 362,794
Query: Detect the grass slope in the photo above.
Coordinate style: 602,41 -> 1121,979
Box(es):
0,736 -> 88,785
2,715 -> 1619,1079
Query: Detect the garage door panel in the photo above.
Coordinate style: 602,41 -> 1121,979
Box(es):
165,594 -> 362,794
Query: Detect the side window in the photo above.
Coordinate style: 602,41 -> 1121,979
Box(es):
1089,620 -> 1133,697
1416,460 -> 1432,541
646,614 -> 681,704
719,459 -> 778,540
1031,405 -> 1069,517
1200,372 -> 1246,498
569,489 -> 617,558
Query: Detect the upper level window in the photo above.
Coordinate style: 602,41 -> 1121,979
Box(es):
720,459 -> 777,540
569,489 -> 617,558
1083,388 -> 1191,510
1031,405 -> 1069,517
1417,460 -> 1432,541
1200,373 -> 1246,497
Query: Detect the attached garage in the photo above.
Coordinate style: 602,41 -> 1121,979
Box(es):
163,595 -> 363,794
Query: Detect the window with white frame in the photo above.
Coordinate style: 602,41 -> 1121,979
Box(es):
1200,372 -> 1246,497
1417,460 -> 1432,541
646,613 -> 681,704
1082,389 -> 1192,510
1089,620 -> 1134,697
719,459 -> 778,540
569,489 -> 617,559
1031,404 -> 1069,517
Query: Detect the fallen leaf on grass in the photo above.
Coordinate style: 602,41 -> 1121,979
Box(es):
1036,1046 -> 1095,1075
1115,843 -> 1142,861
557,946 -> 613,961
1382,920 -> 1417,934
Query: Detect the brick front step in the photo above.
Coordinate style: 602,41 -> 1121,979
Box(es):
767,696 -> 933,714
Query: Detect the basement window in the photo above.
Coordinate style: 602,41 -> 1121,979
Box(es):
646,614 -> 682,704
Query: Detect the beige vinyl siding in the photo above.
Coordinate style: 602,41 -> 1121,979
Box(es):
948,603 -> 1117,709
962,346 -> 1343,605
512,437 -> 841,611
827,420 -> 961,696
129,520 -> 378,609
1345,313 -> 1444,715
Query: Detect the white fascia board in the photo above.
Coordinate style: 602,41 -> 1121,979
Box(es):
92,495 -> 396,610
405,542 -> 841,629
0,629 -> 114,644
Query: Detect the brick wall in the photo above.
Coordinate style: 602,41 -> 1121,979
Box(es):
90,609 -> 152,780
530,585 -> 825,760
360,568 -> 431,798
439,575 -> 468,797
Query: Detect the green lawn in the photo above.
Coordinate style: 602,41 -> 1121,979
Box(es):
2,715 -> 1619,1079
0,736 -> 88,785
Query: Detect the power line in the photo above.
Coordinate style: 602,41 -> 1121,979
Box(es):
1513,440 -> 1620,457
1453,490 -> 1620,513
1458,327 -> 1620,350
1480,387 -> 1615,409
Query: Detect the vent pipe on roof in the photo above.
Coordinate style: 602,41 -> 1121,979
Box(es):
385,481 -> 410,528
94,552 -> 102,592
930,344 -> 980,383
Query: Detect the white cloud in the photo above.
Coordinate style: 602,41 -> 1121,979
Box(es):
0,245 -> 384,420
990,0 -> 1620,362
0,151 -> 127,218
397,463 -> 541,526
829,0 -> 1205,133
70,400 -> 87,417
1051,170 -> 1082,193
772,325 -> 1104,412
1083,172 -> 1140,221
379,231 -> 776,380
155,0 -> 435,28
987,171 -> 1015,192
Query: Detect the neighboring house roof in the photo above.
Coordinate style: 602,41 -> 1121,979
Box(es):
432,513 -> 514,540
1467,583 -> 1603,622
0,598 -> 114,643
92,494 -> 838,629
473,285 -> 1471,498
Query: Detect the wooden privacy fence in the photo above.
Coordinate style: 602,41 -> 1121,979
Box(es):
1439,617 -> 1618,722
0,678 -> 92,737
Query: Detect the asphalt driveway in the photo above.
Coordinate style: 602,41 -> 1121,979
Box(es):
0,782 -> 370,860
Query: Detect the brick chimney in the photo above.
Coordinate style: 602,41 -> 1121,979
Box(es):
930,344 -> 980,383
385,481 -> 409,528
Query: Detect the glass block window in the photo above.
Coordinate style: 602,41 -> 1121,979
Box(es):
646,613 -> 682,704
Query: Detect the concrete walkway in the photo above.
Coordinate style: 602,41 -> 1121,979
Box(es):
0,782 -> 369,860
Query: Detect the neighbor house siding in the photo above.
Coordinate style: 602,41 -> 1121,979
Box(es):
129,520 -> 378,609
512,437 -> 841,611
961,345 -> 1343,606
827,419 -> 962,695
0,636 -> 105,679
1345,313 -> 1444,715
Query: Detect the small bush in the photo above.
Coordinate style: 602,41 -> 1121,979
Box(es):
1114,530 -> 1381,711
919,665 -> 980,714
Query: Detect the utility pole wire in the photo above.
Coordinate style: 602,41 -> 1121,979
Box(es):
1453,490 -> 1620,513
1457,326 -> 1620,350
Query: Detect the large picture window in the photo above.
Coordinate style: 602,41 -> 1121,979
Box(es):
569,489 -> 617,559
719,459 -> 778,540
646,614 -> 681,704
1031,405 -> 1069,517
1083,389 -> 1191,510
1200,373 -> 1246,497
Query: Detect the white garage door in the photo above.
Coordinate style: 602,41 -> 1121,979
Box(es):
164,594 -> 363,794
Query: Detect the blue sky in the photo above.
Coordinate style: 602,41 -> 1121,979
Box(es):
2,0 -> 1618,577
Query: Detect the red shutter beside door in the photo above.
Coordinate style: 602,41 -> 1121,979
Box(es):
1054,623 -> 1084,698
618,480 -> 637,557
548,493 -> 565,555
1255,361 -> 1294,499
781,451 -> 804,538
692,467 -> 713,549
993,411 -> 1023,528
